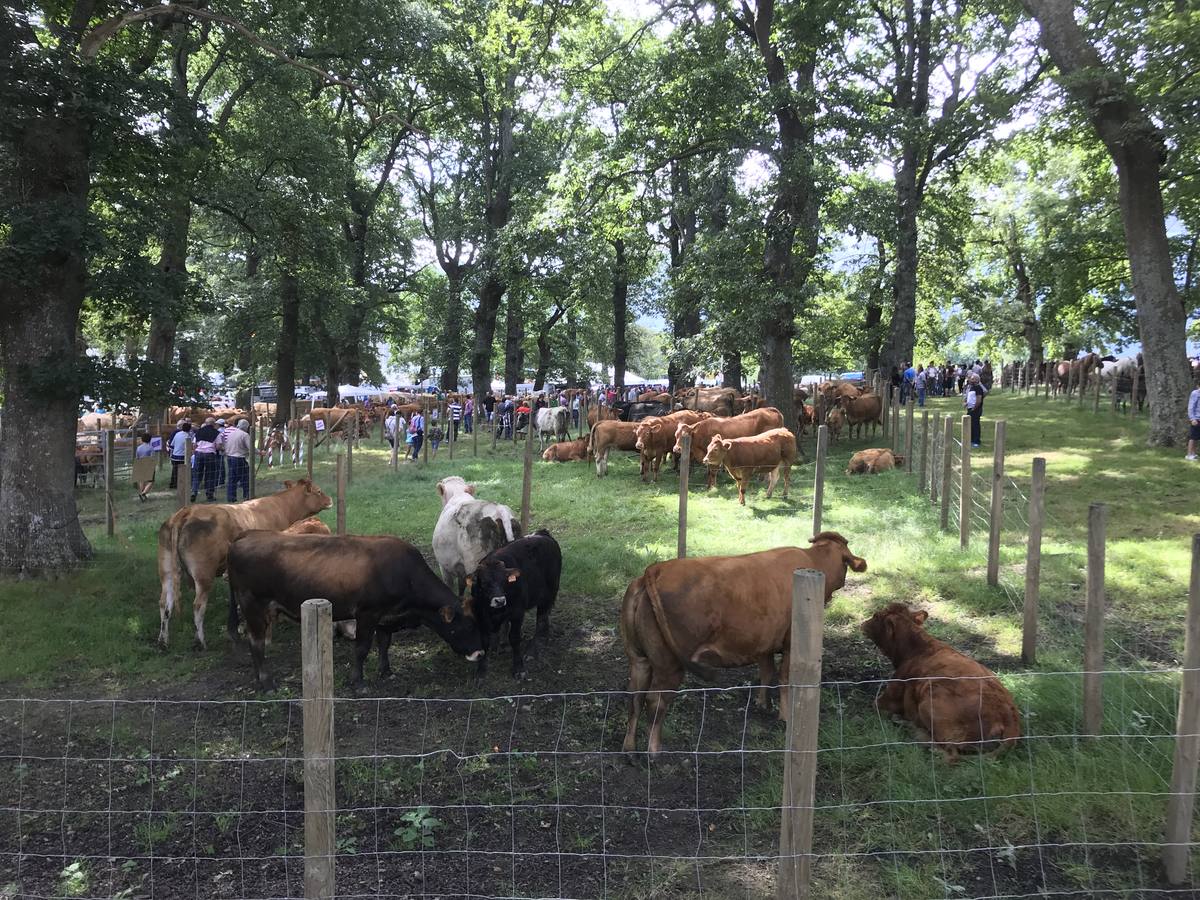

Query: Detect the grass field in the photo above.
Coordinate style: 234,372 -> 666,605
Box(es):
1,390 -> 1196,898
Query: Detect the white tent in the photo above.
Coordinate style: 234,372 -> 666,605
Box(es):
338,384 -> 384,400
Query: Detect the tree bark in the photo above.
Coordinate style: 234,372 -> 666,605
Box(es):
865,239 -> 888,370
0,112 -> 93,573
612,238 -> 628,390
274,262 -> 300,426
722,350 -> 744,390
533,303 -> 567,392
666,160 -> 700,393
1005,219 -> 1043,369
438,268 -> 464,391
881,154 -> 920,372
503,297 -> 523,394
1023,0 -> 1191,445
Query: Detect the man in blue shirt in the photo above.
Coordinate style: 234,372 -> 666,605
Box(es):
1187,384 -> 1200,461
900,362 -> 917,405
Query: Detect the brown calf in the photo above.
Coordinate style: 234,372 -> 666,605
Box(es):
700,427 -> 797,505
633,410 -> 711,482
673,407 -> 784,488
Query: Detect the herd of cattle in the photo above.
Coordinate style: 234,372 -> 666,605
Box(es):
1000,353 -> 1149,409
153,429 -> 1020,763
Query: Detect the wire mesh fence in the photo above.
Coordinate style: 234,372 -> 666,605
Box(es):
1,665 -> 1194,900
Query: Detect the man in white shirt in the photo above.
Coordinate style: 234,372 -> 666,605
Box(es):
217,419 -> 253,501
169,421 -> 191,489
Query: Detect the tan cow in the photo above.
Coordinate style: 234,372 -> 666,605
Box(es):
620,533 -> 868,755
701,428 -> 797,505
673,407 -> 784,488
633,410 -> 711,483
846,448 -> 904,474
303,407 -> 361,445
837,392 -> 883,438
588,420 -> 640,477
157,478 -> 332,650
825,406 -> 845,442
678,386 -> 737,416
542,437 -> 590,462
283,516 -> 331,535
587,404 -> 619,426
862,603 -> 1021,763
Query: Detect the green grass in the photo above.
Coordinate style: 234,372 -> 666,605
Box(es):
3,392 -> 1198,896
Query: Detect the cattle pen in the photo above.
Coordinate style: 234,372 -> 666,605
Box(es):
4,391 -> 1199,899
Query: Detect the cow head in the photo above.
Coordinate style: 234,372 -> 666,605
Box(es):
860,603 -> 929,665
807,531 -> 868,596
285,478 -> 333,513
468,558 -> 520,617
634,418 -> 660,451
437,476 -> 476,506
672,422 -> 697,455
701,434 -> 731,467
430,600 -> 485,662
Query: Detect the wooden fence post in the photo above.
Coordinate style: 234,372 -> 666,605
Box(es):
104,429 -> 115,537
1078,366 -> 1086,406
473,394 -> 480,458
812,425 -> 828,538
1022,457 -> 1046,667
1092,370 -> 1101,413
986,421 -> 1006,586
1130,366 -> 1140,419
520,408 -> 536,533
423,401 -> 431,465
1164,533 -> 1200,884
492,398 -> 501,450
939,416 -> 952,530
881,386 -> 889,439
918,410 -> 929,493
301,598 -> 336,900
347,413 -> 355,484
1110,374 -> 1118,414
777,568 -> 825,900
929,415 -> 940,505
904,399 -> 914,473
449,401 -> 455,461
249,410 -> 257,500
307,421 -> 315,482
677,433 -> 691,558
390,413 -> 399,471
891,390 -> 900,453
1083,502 -> 1107,735
335,454 -> 346,536
177,437 -> 193,509
959,415 -> 970,549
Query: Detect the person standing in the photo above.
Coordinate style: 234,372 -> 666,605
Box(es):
169,421 -> 191,489
964,373 -> 987,448
214,418 -> 230,487
408,408 -> 425,460
384,408 -> 398,448
483,392 -> 496,428
914,365 -> 927,407
1187,381 -> 1200,461
900,362 -> 916,405
134,433 -> 156,501
191,417 -> 220,502
448,397 -> 462,440
218,419 -> 252,502
463,397 -> 473,435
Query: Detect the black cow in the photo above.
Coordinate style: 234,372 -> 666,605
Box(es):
227,532 -> 484,690
466,529 -> 562,680
613,401 -> 671,422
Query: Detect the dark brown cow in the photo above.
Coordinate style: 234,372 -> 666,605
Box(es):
673,407 -> 785,488
678,386 -> 737,416
862,603 -> 1021,763
633,410 -> 711,482
700,427 -> 797,505
620,533 -> 867,755
837,393 -> 883,438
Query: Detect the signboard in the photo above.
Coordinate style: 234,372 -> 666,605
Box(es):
314,418 -> 326,432
149,436 -> 163,452
132,457 -> 157,483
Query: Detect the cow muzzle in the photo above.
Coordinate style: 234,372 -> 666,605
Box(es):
466,650 -> 485,662
490,596 -> 507,609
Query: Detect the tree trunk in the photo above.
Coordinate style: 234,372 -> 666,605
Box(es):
503,297 -> 522,394
274,265 -> 300,426
723,349 -> 743,390
865,237 -> 887,370
1023,0 -> 1191,445
0,113 -> 93,574
666,160 -> 700,393
471,274 -> 505,397
1005,221 -> 1043,370
438,268 -> 464,391
612,238 -> 628,390
235,244 -> 260,410
881,155 -> 919,374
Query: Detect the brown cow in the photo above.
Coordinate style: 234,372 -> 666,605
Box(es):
846,448 -> 904,474
735,393 -> 767,414
701,428 -> 797,505
673,407 -> 785,488
633,410 -> 711,483
861,603 -> 1021,763
588,420 -> 640,476
283,516 -> 331,535
541,437 -> 590,462
837,392 -> 883,438
620,533 -> 868,755
587,404 -> 619,426
825,406 -> 845,442
157,478 -> 332,650
678,386 -> 737,416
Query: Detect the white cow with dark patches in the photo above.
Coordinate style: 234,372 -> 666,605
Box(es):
432,476 -> 521,596
535,406 -> 570,445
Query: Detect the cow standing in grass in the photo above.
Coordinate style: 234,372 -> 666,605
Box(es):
432,476 -> 520,595
700,428 -> 797,505
157,478 -> 332,649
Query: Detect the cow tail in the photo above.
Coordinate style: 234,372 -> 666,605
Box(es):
644,568 -> 720,682
587,422 -> 597,457
157,517 -> 182,617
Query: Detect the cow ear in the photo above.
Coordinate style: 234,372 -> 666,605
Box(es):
847,554 -> 868,573
722,439 -> 732,450
912,610 -> 929,626
464,575 -> 474,592
885,618 -> 895,641
466,483 -> 477,496
439,605 -> 455,624
506,569 -> 520,583
437,482 -> 445,497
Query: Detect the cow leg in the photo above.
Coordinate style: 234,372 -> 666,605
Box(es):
781,464 -> 791,499
350,619 -> 376,693
191,575 -> 213,651
756,655 -> 779,712
242,606 -> 273,690
765,466 -> 779,499
646,668 -> 684,757
376,629 -> 394,680
706,465 -> 717,490
622,656 -> 653,757
509,612 -> 527,679
737,473 -> 747,506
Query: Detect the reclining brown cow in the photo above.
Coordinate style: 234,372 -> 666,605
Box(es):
620,533 -> 867,755
542,437 -> 589,462
846,448 -> 903,474
862,603 -> 1021,763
